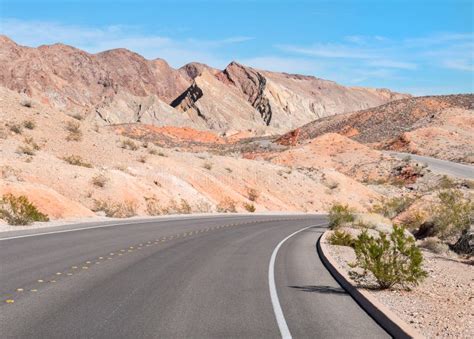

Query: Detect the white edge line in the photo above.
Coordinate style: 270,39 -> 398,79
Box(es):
268,223 -> 327,339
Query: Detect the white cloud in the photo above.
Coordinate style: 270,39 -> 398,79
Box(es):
278,43 -> 378,59
442,59 -> 473,72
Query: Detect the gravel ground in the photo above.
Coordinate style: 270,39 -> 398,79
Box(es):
324,233 -> 474,338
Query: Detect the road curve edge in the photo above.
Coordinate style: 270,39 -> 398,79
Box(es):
317,231 -> 424,339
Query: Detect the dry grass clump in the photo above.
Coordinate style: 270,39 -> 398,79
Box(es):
62,155 -> 93,168
9,123 -> 22,135
0,193 -> 49,225
65,121 -> 82,141
23,120 -> 36,130
195,200 -> 212,213
93,199 -> 137,218
91,174 -> 108,188
120,139 -> 139,151
243,202 -> 256,212
17,137 -> 40,156
217,198 -> 237,213
145,198 -> 193,215
247,188 -> 259,202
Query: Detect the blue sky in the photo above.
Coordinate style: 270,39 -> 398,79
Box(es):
0,0 -> 472,95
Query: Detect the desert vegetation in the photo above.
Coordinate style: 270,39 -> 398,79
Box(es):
349,226 -> 427,290
62,155 -> 93,168
0,193 -> 49,225
65,121 -> 82,141
93,199 -> 137,218
328,203 -> 355,229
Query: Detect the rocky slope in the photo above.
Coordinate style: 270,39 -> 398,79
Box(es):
0,35 -> 407,134
0,86 -> 384,220
280,94 -> 474,163
216,62 -> 409,130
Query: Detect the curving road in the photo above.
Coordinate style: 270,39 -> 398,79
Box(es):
387,151 -> 474,180
0,215 -> 388,338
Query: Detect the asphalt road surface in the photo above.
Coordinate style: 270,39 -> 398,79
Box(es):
387,151 -> 474,180
0,215 -> 389,338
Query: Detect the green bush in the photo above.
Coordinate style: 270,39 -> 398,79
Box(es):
431,189 -> 473,239
328,230 -> 354,247
349,225 -> 427,290
0,194 -> 49,225
371,196 -> 414,219
328,203 -> 355,229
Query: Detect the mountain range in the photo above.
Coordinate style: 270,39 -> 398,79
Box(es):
0,35 -> 408,134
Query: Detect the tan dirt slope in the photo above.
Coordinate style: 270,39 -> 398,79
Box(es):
0,86 -> 381,220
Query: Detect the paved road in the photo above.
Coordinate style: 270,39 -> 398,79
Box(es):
387,151 -> 474,180
0,215 -> 388,338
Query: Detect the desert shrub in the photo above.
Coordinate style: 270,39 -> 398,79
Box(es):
329,230 -> 355,247
243,202 -> 256,212
195,200 -> 212,213
9,124 -> 22,134
23,120 -> 36,130
157,152 -> 166,157
93,199 -> 137,218
62,155 -> 92,168
70,113 -> 84,121
418,237 -> 449,254
65,121 -> 82,141
247,188 -> 259,202
438,175 -> 456,189
431,189 -> 473,239
217,198 -> 237,213
20,98 -> 32,108
120,139 -> 139,151
328,203 -> 355,229
91,174 -> 107,188
203,162 -> 212,170
17,137 -> 40,156
137,156 -> 147,163
349,225 -> 427,290
177,199 -> 192,214
148,148 -> 158,155
225,167 -> 232,173
0,194 -> 49,225
145,197 -> 162,216
371,196 -> 414,219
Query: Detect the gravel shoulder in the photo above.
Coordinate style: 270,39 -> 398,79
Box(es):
323,232 -> 474,338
